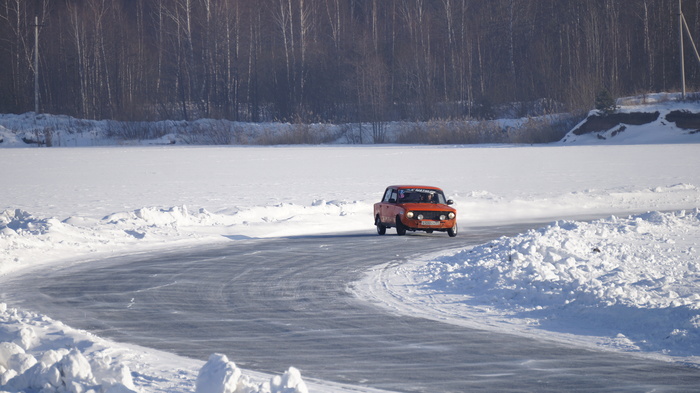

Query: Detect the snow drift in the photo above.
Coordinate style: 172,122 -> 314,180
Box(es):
420,211 -> 700,358
0,303 -> 310,393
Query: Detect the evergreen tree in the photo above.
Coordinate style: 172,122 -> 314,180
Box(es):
595,89 -> 617,113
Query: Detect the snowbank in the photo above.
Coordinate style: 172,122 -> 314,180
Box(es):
0,303 -> 310,393
0,303 -> 141,393
0,200 -> 369,276
427,210 -> 700,310
195,354 -> 307,393
359,210 -> 700,364
3,93 -> 700,148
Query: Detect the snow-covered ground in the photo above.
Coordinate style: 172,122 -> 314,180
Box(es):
356,210 -> 700,365
2,97 -> 700,392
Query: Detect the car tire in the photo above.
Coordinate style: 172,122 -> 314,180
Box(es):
396,216 -> 406,236
447,223 -> 458,237
375,216 -> 386,235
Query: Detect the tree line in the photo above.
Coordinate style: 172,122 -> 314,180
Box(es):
1,0 -> 699,123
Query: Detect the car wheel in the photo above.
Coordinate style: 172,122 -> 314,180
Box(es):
447,223 -> 458,237
375,216 -> 386,235
396,216 -> 406,236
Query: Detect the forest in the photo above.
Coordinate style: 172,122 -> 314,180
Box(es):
1,0 -> 699,124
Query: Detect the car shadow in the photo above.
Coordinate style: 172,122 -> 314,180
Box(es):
283,230 -> 462,240
281,231 -> 378,240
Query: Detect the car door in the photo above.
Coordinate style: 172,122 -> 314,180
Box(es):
380,187 -> 398,224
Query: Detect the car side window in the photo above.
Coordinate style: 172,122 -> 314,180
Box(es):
389,190 -> 398,203
382,188 -> 393,202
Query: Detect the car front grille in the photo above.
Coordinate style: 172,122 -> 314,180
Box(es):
413,211 -> 451,220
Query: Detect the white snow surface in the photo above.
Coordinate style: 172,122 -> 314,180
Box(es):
356,210 -> 700,365
2,98 -> 700,392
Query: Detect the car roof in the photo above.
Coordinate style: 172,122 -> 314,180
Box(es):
388,185 -> 444,191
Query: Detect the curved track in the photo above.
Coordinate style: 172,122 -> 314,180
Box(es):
3,224 -> 700,392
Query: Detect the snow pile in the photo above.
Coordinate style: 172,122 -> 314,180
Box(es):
415,210 -> 700,360
456,183 -> 700,225
0,303 -> 138,393
103,206 -> 216,227
0,207 -> 200,271
0,303 -> 310,393
0,125 -> 23,147
195,354 -> 307,393
0,113 -> 114,148
0,200 -> 368,273
101,201 -> 363,232
1,209 -> 53,236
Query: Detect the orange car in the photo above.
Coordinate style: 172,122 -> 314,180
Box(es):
374,185 -> 457,236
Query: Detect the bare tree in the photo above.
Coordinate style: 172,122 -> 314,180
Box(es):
2,0 -> 700,123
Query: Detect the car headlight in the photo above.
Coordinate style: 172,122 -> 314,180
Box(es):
417,214 -> 424,220
439,214 -> 447,220
406,211 -> 414,218
448,212 -> 455,219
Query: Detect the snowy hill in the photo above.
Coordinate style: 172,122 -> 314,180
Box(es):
562,92 -> 700,144
3,93 -> 700,147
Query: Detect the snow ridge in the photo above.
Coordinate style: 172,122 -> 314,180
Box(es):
418,210 -> 700,360
0,303 -> 309,393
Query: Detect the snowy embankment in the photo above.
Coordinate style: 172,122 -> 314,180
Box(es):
1,98 -> 700,392
1,303 -> 307,393
357,210 -> 700,365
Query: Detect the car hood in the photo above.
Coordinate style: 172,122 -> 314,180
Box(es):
397,203 -> 455,211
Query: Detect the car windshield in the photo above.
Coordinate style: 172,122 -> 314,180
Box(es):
397,188 -> 446,204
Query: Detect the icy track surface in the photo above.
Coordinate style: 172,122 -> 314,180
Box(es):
1,141 -> 700,392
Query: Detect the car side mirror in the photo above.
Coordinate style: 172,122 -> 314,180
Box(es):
446,199 -> 454,205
